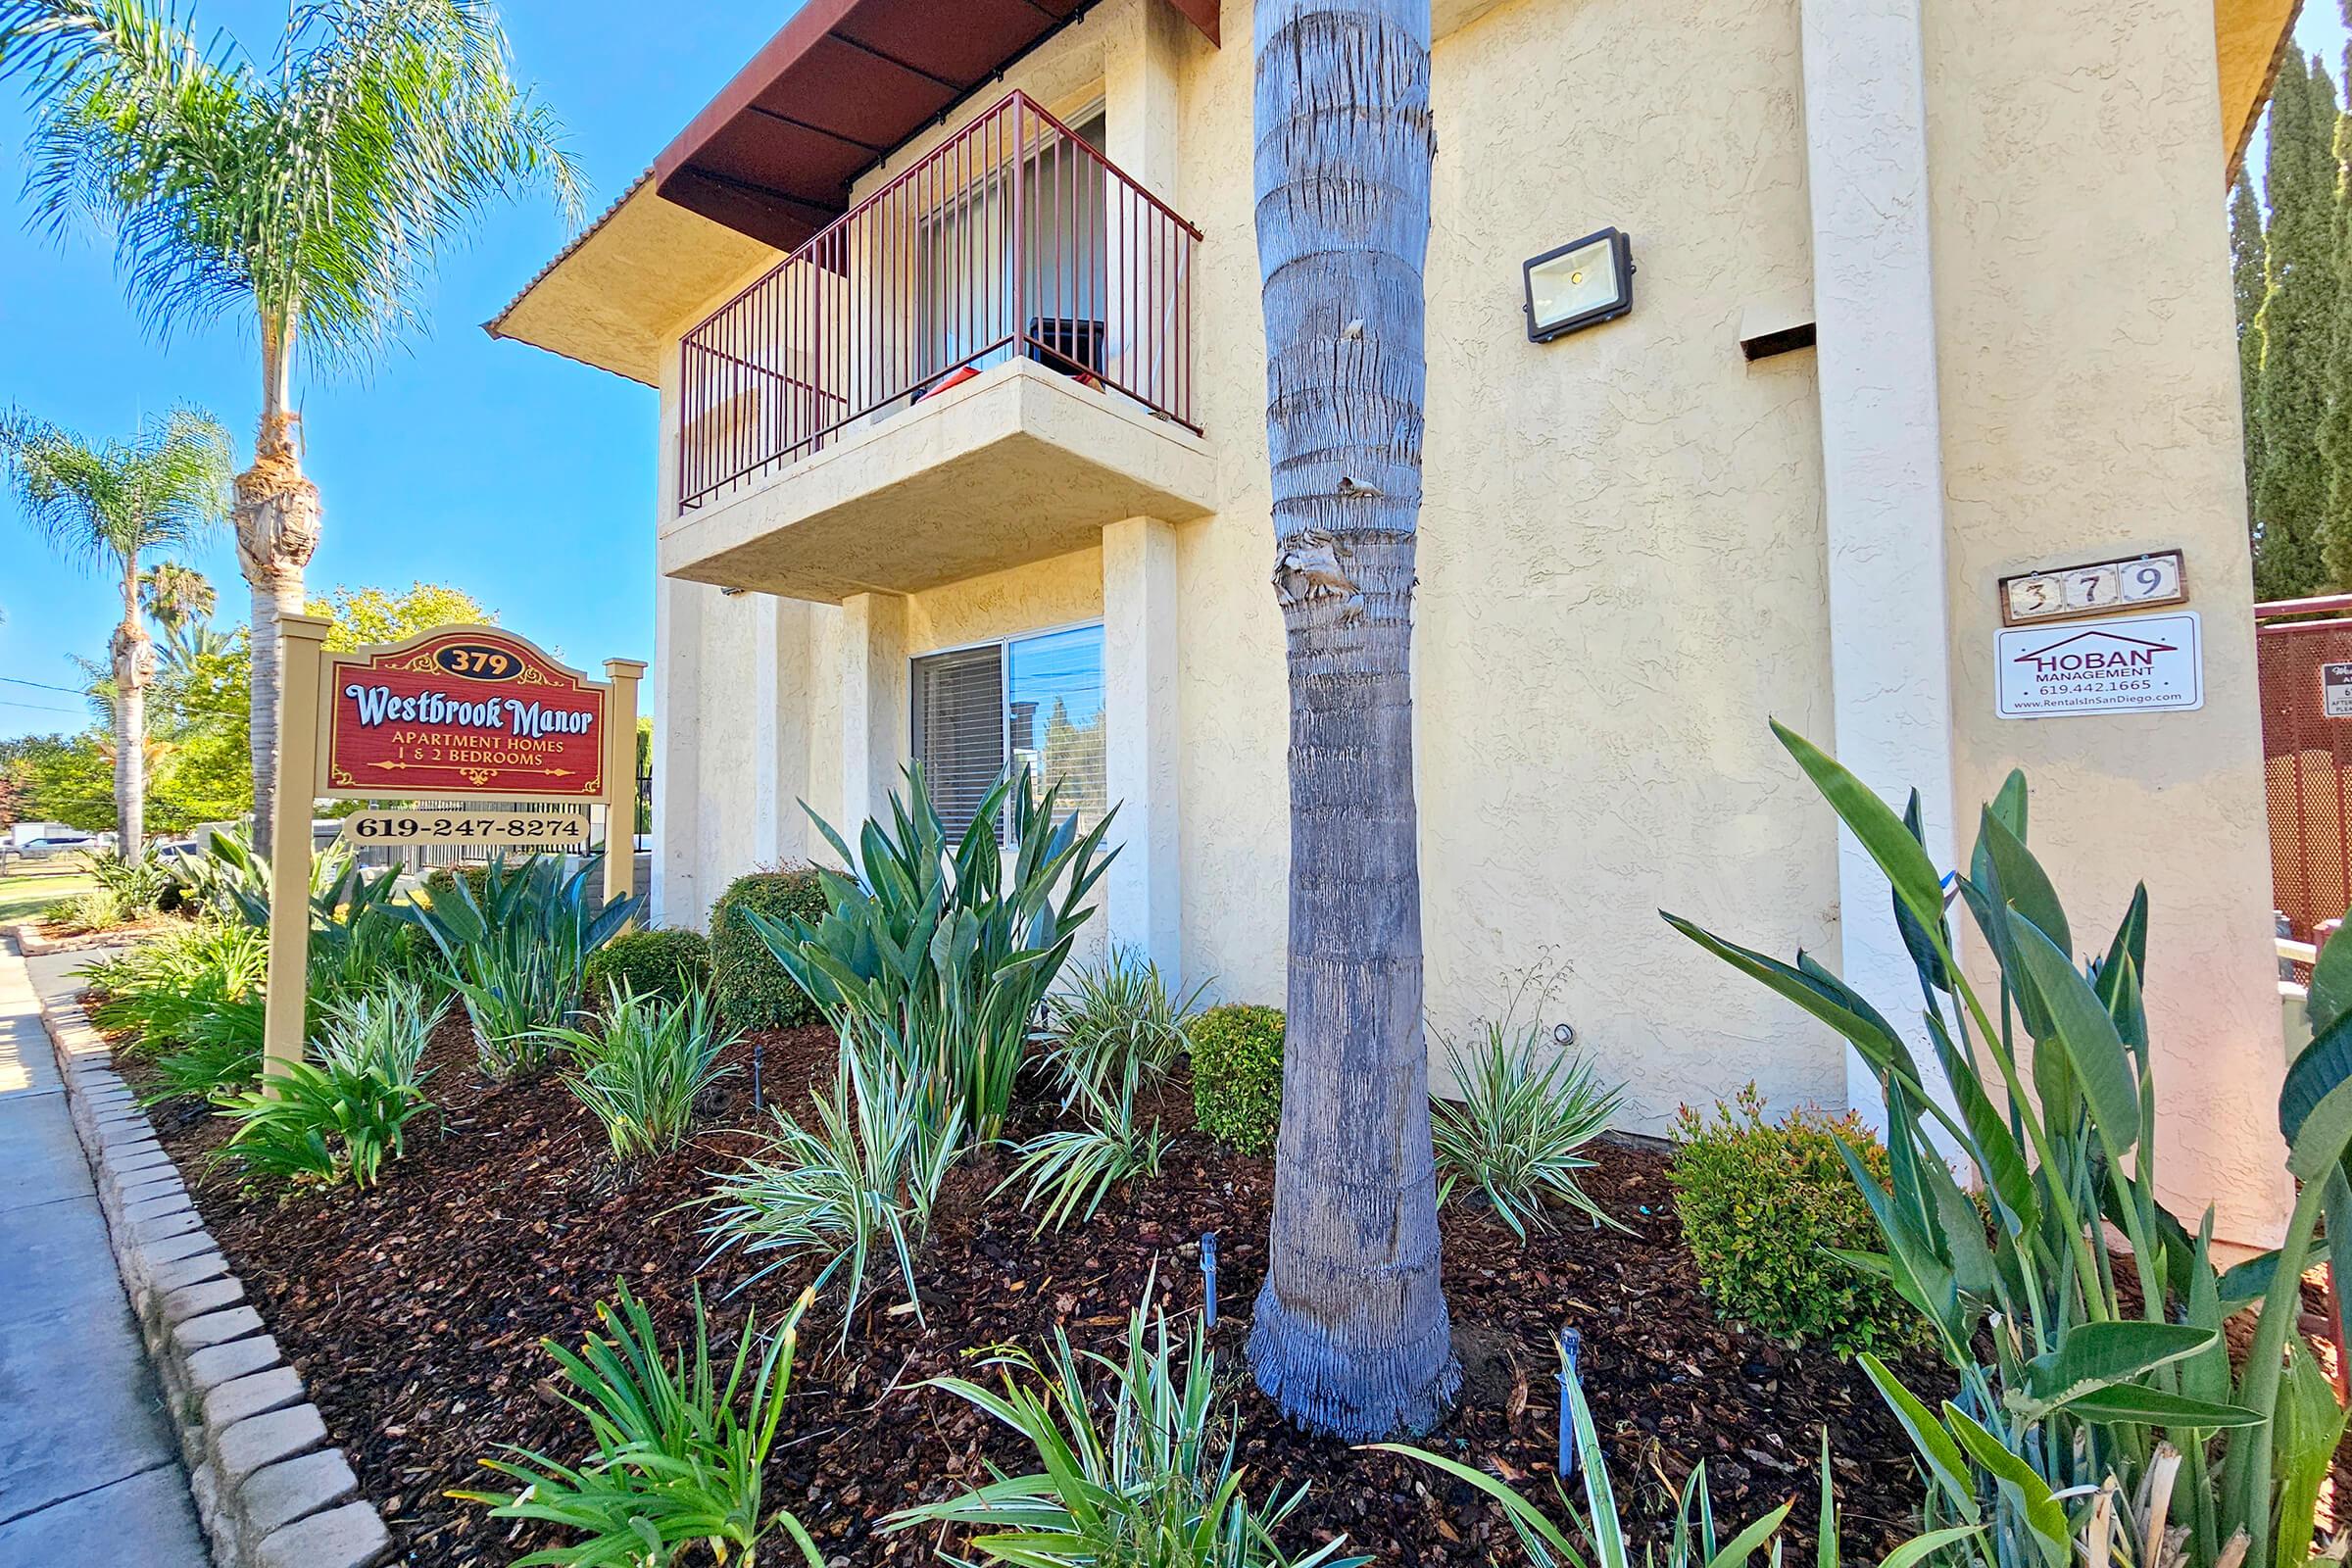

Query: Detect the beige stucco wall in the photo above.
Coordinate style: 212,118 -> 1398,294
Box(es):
635,0 -> 2288,1238
1925,0 -> 2288,1242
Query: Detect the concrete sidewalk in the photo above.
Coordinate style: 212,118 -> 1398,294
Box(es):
0,938 -> 207,1567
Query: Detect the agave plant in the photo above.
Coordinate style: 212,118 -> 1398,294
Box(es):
744,762 -> 1114,1143
1666,722 -> 2352,1568
405,852 -> 641,1079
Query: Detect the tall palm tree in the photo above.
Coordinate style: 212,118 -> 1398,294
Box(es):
1246,0 -> 1453,1440
1,406 -> 230,857
0,0 -> 579,853
140,559 -> 215,632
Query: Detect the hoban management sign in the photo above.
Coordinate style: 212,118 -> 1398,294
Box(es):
1994,611 -> 2203,718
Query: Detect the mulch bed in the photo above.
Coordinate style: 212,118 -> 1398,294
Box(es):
113,1010 -> 1955,1567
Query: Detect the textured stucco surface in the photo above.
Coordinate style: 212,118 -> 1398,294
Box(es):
1925,0 -> 2288,1243
619,0 -> 2291,1237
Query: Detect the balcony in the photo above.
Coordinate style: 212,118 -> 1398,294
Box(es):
665,92 -> 1214,602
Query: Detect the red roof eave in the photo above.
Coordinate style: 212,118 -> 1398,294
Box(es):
652,0 -> 1218,252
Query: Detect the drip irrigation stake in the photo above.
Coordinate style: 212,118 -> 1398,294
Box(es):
753,1041 -> 764,1115
1201,1231 -> 1218,1328
1556,1326 -> 1583,1480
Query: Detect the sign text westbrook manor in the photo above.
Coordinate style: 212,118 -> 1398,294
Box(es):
340,683 -> 596,739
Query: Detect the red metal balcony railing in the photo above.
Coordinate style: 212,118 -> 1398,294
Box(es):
677,92 -> 1202,513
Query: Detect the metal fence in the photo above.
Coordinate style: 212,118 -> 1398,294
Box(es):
2256,594 -> 2352,944
676,90 -> 1200,512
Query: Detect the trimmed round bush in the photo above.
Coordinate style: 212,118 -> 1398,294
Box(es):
1190,1004 -> 1285,1154
420,863 -> 492,906
1668,1083 -> 1922,1355
710,867 -> 831,1031
583,927 -> 711,1007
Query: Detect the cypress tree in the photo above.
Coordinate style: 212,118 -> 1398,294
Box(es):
2256,52 -> 2339,600
2328,15 -> 2352,588
2234,165 -> 2268,547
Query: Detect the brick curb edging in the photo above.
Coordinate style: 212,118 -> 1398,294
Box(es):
30,979 -> 393,1568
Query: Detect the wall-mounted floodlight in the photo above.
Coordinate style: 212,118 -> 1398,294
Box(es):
1524,227 -> 1635,343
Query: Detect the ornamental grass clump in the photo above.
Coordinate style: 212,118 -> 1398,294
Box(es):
1001,1055 -> 1167,1233
214,977 -> 440,1191
1668,722 -> 2352,1568
545,985 -> 737,1162
699,1041 -> 962,1344
1038,945 -> 1203,1107
741,762 -> 1113,1143
886,1284 -> 1364,1568
1429,985 -> 1624,1240
1374,1336 -> 1978,1568
1668,1084 -> 1917,1355
84,917 -> 268,1051
455,1281 -> 822,1568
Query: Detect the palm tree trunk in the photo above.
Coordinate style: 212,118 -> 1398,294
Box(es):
235,315 -> 321,858
1246,0 -> 1454,1441
110,570 -> 153,858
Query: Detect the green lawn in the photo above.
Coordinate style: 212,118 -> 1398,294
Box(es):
0,872 -> 93,925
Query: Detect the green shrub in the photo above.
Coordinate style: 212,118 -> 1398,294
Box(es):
1190,1004 -> 1284,1155
583,927 -> 710,1007
456,1281 -> 820,1568
709,867 -> 829,1031
1667,1083 -> 1916,1355
419,862 -> 492,906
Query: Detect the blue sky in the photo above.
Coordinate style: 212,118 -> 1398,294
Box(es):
0,3 -> 793,738
5,5 -> 2348,740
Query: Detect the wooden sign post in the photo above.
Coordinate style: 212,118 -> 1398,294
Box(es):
260,621 -> 644,1079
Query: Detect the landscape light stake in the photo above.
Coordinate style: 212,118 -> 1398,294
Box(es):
752,1041 -> 764,1116
1201,1231 -> 1218,1328
1555,1327 -> 1582,1479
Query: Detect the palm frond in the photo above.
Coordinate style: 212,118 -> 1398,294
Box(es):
0,401 -> 230,573
1,0 -> 579,374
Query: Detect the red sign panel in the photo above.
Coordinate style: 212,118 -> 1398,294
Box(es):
319,627 -> 606,803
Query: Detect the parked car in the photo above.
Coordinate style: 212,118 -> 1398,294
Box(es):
14,834 -> 96,861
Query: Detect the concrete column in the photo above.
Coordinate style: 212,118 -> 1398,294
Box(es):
1102,517 -> 1182,977
1104,0 -> 1184,199
839,592 -> 909,829
652,574 -> 706,928
751,596 -> 814,864
1799,0 -> 1958,1133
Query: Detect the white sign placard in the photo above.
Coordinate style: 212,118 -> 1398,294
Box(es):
1995,612 -> 2203,718
2326,663 -> 2352,719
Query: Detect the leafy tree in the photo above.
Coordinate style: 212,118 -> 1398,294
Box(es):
2255,51 -> 2339,599
0,405 -> 230,855
0,733 -> 115,830
1247,0 -> 1455,1440
309,581 -> 492,651
0,0 -> 579,854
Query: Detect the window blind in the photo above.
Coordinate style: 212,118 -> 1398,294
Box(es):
912,646 -> 1006,838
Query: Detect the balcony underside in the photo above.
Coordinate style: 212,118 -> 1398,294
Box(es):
660,359 -> 1215,603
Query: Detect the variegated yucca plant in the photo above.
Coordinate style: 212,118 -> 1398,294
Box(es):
1666,722 -> 2351,1568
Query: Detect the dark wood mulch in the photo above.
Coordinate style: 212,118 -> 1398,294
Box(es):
115,1012 -> 1955,1567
